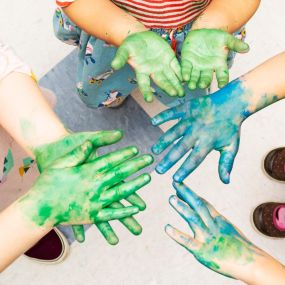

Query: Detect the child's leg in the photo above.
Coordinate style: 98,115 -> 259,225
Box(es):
53,8 -> 81,46
76,33 -> 138,108
54,9 -> 137,108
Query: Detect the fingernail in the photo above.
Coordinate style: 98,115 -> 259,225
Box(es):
173,172 -> 184,183
165,224 -> 173,233
155,164 -> 165,174
143,173 -> 151,183
129,146 -> 139,154
169,195 -> 178,204
144,154 -> 154,164
151,118 -> 157,125
151,145 -> 161,154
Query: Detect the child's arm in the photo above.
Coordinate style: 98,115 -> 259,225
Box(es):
63,0 -> 184,102
192,0 -> 261,33
152,52 -> 285,183
0,65 -> 148,243
0,72 -> 68,156
63,0 -> 147,46
166,183 -> 285,285
0,143 -> 152,272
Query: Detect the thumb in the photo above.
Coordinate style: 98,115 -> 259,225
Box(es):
111,46 -> 129,70
50,140 -> 93,169
226,35 -> 249,53
218,140 -> 239,184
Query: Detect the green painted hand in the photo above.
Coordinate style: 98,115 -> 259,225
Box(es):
181,29 -> 249,89
20,140 -> 153,229
111,31 -> 184,102
166,182 -> 266,281
33,130 -> 152,244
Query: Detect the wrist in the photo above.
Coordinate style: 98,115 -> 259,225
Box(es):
192,12 -> 230,32
210,78 -> 252,121
246,253 -> 285,285
14,193 -> 54,232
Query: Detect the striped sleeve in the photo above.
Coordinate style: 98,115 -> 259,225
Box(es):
113,0 -> 212,29
56,0 -> 75,7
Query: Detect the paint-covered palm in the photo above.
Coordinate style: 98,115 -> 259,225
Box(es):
152,79 -> 250,184
181,29 -> 249,89
111,31 -> 184,102
21,140 -> 153,229
33,130 -> 152,244
166,183 -> 265,281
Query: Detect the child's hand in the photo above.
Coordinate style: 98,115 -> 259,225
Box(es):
20,140 -> 153,229
33,130 -> 152,244
181,29 -> 249,89
151,79 -> 251,184
111,31 -> 184,102
166,182 -> 266,282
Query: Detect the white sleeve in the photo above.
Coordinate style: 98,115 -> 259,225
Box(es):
0,42 -> 32,82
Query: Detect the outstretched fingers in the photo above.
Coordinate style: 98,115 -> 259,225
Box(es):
152,120 -> 188,155
51,140 -> 93,169
136,72 -> 154,103
173,143 -> 211,182
173,182 -> 215,229
89,130 -> 123,148
215,64 -> 229,89
96,222 -> 119,245
164,69 -> 184,97
109,201 -> 143,235
152,72 -> 178,97
125,193 -> 146,211
151,105 -> 184,126
72,225 -> 85,243
87,146 -> 139,173
226,34 -> 249,53
111,46 -> 129,70
98,155 -> 153,190
169,195 -> 208,239
181,58 -> 193,82
218,138 -> 240,184
170,57 -> 183,82
92,206 -> 139,222
99,174 -> 151,207
165,224 -> 200,253
155,133 -> 196,174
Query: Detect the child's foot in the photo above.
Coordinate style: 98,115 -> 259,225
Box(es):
264,148 -> 285,181
24,228 -> 69,264
253,203 -> 285,238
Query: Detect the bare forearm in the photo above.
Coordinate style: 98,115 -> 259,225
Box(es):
63,0 -> 148,46
242,52 -> 285,112
0,72 -> 68,156
248,254 -> 285,285
0,200 -> 51,272
192,0 -> 260,32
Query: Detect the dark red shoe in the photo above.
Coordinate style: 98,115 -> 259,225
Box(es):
264,148 -> 285,181
252,203 -> 285,238
24,228 -> 69,264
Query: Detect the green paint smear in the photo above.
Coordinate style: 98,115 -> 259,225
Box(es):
20,119 -> 36,142
19,132 -> 152,227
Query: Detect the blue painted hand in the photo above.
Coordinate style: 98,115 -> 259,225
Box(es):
166,182 -> 266,281
152,79 -> 251,184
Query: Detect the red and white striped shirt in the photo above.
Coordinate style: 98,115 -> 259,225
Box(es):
56,0 -> 211,29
